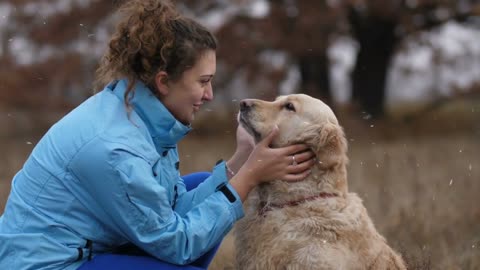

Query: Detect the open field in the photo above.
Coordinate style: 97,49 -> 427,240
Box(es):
1,102 -> 479,269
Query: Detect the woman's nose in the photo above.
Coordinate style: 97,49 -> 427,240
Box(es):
203,84 -> 213,101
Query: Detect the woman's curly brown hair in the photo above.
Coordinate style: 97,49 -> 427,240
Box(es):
94,0 -> 217,108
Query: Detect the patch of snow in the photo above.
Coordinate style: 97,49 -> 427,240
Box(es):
9,35 -> 59,65
258,50 -> 288,71
68,16 -> 113,59
226,68 -> 250,101
0,3 -> 12,27
6,0 -> 114,66
279,66 -> 301,95
9,36 -> 35,65
387,42 -> 436,104
23,0 -> 98,18
245,0 -> 269,18
327,21 -> 480,107
328,35 -> 358,104
196,0 -> 270,31
386,21 -> 480,107
199,6 -> 238,32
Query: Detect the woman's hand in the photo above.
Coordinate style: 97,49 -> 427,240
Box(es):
225,124 -> 255,179
229,126 -> 316,201
242,126 -> 315,184
235,123 -> 255,155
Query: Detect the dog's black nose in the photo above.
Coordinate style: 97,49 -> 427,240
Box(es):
240,99 -> 254,112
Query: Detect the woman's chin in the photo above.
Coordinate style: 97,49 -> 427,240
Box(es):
182,114 -> 194,126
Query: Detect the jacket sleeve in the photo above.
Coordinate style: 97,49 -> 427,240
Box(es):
173,160 -> 236,217
68,140 -> 244,265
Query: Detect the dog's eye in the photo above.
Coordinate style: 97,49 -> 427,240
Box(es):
284,102 -> 296,112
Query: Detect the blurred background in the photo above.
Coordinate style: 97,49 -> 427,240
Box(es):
0,0 -> 479,269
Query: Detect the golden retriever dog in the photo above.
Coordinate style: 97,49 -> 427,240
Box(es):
233,94 -> 406,270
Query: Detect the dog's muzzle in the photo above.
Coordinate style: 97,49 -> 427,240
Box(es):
238,100 -> 261,142
240,99 -> 254,113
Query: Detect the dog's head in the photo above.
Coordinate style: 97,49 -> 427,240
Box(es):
239,94 -> 347,170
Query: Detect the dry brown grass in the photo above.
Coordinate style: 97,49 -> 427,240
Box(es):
0,103 -> 479,269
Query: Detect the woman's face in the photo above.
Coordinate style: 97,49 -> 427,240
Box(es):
158,50 -> 216,125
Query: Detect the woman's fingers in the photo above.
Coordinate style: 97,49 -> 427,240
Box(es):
281,146 -> 315,177
247,140 -> 316,184
288,150 -> 315,164
283,148 -> 315,168
282,169 -> 312,182
282,143 -> 310,155
286,156 -> 315,174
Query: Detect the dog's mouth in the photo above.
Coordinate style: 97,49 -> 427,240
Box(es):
239,112 -> 262,143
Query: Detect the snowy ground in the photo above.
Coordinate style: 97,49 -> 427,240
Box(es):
1,1 -> 479,111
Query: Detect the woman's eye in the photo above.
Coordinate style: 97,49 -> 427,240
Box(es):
201,80 -> 212,87
284,102 -> 296,112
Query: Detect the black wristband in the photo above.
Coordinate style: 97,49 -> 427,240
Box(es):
216,183 -> 236,203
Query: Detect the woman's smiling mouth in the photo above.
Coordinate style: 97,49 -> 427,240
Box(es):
193,104 -> 202,112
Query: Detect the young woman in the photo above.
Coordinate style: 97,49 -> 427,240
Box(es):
0,1 -> 315,269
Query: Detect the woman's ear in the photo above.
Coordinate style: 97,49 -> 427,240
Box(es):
307,122 -> 348,170
154,71 -> 169,96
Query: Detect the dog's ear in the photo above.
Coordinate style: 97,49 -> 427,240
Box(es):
306,122 -> 348,170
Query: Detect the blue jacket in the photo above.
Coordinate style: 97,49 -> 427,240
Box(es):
0,79 -> 244,270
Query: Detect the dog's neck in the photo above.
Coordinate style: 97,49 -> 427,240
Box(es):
258,191 -> 338,216
255,163 -> 348,207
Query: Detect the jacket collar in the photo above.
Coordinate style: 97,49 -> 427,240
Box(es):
107,79 -> 191,147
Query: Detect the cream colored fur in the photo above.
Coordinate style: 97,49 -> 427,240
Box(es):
231,94 -> 406,270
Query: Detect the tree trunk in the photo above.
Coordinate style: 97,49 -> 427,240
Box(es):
349,7 -> 397,118
298,53 -> 332,106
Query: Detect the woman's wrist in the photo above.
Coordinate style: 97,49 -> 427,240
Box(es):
226,150 -> 248,180
225,162 -> 236,179
226,146 -> 259,200
228,166 -> 258,202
